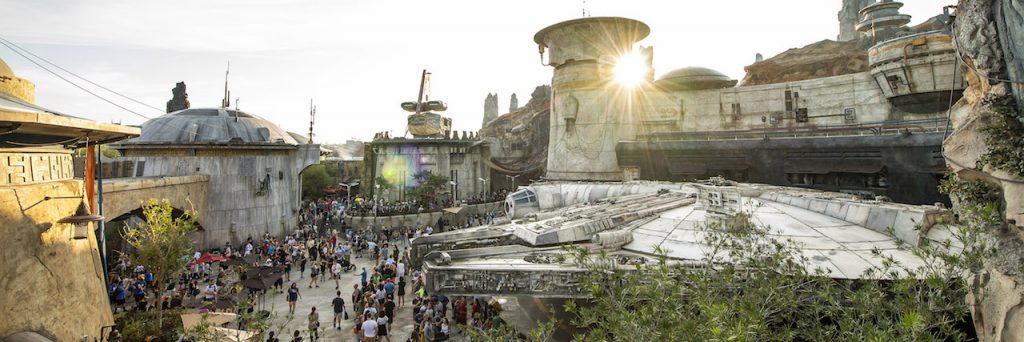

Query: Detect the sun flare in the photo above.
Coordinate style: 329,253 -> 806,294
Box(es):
613,51 -> 647,87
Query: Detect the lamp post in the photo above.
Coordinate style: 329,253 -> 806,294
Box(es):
478,177 -> 489,199
374,183 -> 380,219
449,180 -> 458,204
339,182 -> 352,205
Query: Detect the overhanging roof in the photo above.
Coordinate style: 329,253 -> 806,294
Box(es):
0,93 -> 140,148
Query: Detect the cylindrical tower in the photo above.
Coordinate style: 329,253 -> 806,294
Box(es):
534,17 -> 650,181
855,0 -> 911,43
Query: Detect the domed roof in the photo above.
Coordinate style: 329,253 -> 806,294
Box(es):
656,67 -> 737,90
119,108 -> 300,147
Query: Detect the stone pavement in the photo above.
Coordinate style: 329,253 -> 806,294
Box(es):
259,243 -> 482,342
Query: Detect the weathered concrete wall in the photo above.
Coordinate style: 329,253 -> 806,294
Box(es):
345,201 -> 503,231
643,42 -> 961,138
368,140 -> 489,202
120,146 -> 318,248
537,18 -> 649,182
0,179 -> 113,341
945,1 -> 1024,340
101,174 -> 209,224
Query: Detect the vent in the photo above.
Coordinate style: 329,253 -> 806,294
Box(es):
256,127 -> 271,142
176,109 -> 220,116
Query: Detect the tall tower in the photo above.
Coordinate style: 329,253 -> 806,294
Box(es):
838,0 -> 875,42
855,0 -> 911,44
534,17 -> 650,181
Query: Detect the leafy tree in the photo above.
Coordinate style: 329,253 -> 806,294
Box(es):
121,199 -> 198,328
372,175 -> 394,198
301,164 -> 331,198
114,308 -> 185,341
562,205 -> 993,341
180,315 -> 219,342
409,170 -> 449,201
467,317 -> 556,342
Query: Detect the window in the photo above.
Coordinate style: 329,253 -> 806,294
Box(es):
795,108 -> 809,123
510,188 -> 537,205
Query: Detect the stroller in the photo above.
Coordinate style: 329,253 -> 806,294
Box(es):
339,256 -> 356,272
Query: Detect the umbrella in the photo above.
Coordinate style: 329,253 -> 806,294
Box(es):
244,265 -> 284,279
241,278 -> 273,291
241,254 -> 260,265
223,257 -> 247,266
190,253 -> 228,266
443,206 -> 464,214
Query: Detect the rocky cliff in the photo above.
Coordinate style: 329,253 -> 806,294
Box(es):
740,39 -> 869,86
480,85 -> 550,176
944,1 -> 1024,340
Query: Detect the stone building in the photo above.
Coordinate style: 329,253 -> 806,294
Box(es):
0,57 -> 139,341
112,107 -> 319,248
534,2 -> 964,204
363,133 -> 489,203
363,74 -> 491,204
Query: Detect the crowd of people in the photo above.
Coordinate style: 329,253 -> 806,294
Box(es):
344,189 -> 510,217
107,206 -> 511,341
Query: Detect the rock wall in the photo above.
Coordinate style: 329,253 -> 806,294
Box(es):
740,39 -> 869,86
479,85 -> 550,178
944,1 -> 1024,340
0,180 -> 113,341
482,93 -> 499,127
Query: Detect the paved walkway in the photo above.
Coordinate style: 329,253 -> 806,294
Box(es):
260,244 -> 467,341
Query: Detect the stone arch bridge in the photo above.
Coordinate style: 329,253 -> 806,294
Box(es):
100,175 -> 209,226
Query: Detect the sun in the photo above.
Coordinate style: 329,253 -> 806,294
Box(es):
613,51 -> 647,87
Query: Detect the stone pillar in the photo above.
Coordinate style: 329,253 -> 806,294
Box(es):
534,17 -> 650,181
838,0 -> 875,42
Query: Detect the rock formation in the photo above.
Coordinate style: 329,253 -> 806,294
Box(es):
944,1 -> 1024,340
741,39 -> 869,86
482,93 -> 499,127
166,81 -> 190,113
838,0 -> 875,42
509,93 -> 519,113
479,85 -> 552,178
523,85 -> 551,113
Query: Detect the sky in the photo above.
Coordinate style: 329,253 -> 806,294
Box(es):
0,0 -> 950,143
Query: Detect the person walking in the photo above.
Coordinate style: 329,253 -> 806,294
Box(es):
377,314 -> 391,342
332,291 -> 348,330
309,263 -> 320,288
332,261 -> 342,289
307,307 -> 320,341
360,313 -> 378,342
397,276 -> 406,307
287,283 -> 301,316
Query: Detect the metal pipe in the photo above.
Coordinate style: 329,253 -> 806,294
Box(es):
96,144 -> 108,288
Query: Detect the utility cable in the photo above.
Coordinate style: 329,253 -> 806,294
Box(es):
0,38 -> 152,120
0,36 -> 164,114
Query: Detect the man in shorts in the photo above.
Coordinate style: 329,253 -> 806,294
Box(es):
332,291 -> 347,329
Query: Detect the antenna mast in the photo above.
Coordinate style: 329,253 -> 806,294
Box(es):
414,69 -> 427,115
308,98 -> 315,144
221,62 -> 231,108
